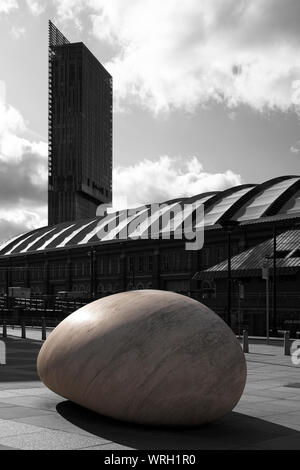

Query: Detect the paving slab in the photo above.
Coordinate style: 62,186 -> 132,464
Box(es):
0,418 -> 47,438
0,381 -> 44,391
85,443 -> 135,450
13,414 -> 99,437
0,406 -> 53,420
0,429 -> 111,450
0,336 -> 299,449
0,396 -> 63,412
0,387 -> 60,399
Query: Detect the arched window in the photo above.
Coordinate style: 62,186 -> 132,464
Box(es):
202,280 -> 212,290
98,258 -> 104,275
202,280 -> 216,299
138,257 -> 144,272
33,286 -> 41,296
97,283 -> 104,294
83,261 -> 90,277
108,258 -> 112,275
106,283 -> 113,293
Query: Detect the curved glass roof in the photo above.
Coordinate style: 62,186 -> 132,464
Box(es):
278,188 -> 300,216
201,185 -> 255,226
0,175 -> 299,257
233,177 -> 299,222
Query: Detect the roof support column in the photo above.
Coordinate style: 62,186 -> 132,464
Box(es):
152,247 -> 161,290
119,251 -> 127,292
66,256 -> 72,292
272,224 -> 278,336
43,260 -> 50,295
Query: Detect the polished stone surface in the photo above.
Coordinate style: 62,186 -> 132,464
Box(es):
37,290 -> 246,426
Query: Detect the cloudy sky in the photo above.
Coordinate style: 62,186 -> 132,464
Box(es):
0,0 -> 300,240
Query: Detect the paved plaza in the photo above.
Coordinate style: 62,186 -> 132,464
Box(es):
0,334 -> 299,450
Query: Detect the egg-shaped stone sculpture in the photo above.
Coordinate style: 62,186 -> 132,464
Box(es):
37,290 -> 246,426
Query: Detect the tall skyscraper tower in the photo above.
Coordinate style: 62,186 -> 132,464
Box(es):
48,21 -> 112,226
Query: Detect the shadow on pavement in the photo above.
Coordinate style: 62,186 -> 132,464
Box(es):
0,337 -> 41,383
57,400 -> 300,450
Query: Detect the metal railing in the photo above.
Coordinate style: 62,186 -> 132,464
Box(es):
0,295 -> 91,326
1,317 -> 54,341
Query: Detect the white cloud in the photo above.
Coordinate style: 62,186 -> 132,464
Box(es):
53,0 -> 300,115
0,0 -> 18,14
0,85 -> 25,136
10,26 -> 26,40
0,0 -> 45,18
0,207 -> 47,240
26,0 -> 45,16
113,156 -> 242,208
290,144 -> 300,154
52,0 -> 86,29
0,0 -> 45,16
0,81 -> 47,241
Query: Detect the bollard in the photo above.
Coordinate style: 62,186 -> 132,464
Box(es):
284,331 -> 290,356
2,321 -> 7,338
21,322 -> 26,340
243,329 -> 249,353
41,317 -> 46,341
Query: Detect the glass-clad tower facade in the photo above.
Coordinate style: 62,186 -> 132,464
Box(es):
48,21 -> 112,226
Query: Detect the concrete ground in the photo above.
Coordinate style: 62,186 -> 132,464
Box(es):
0,335 -> 299,450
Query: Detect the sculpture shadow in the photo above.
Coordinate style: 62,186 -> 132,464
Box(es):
56,401 -> 300,450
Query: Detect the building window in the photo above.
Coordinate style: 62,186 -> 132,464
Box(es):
106,283 -> 113,293
138,256 -> 144,272
83,261 -> 90,277
97,283 -> 104,295
128,257 -> 134,273
162,255 -> 169,272
204,248 -> 210,266
108,257 -> 112,275
174,252 -> 181,271
148,256 -> 153,272
116,257 -> 121,274
50,265 -> 54,280
231,244 -> 239,256
58,264 -> 65,279
216,246 -> 225,263
35,266 -> 42,281
186,253 -> 193,270
98,258 -> 104,275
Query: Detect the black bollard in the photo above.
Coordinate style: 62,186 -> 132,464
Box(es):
243,329 -> 249,353
2,321 -> 7,338
284,331 -> 290,356
41,317 -> 46,341
21,322 -> 26,339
